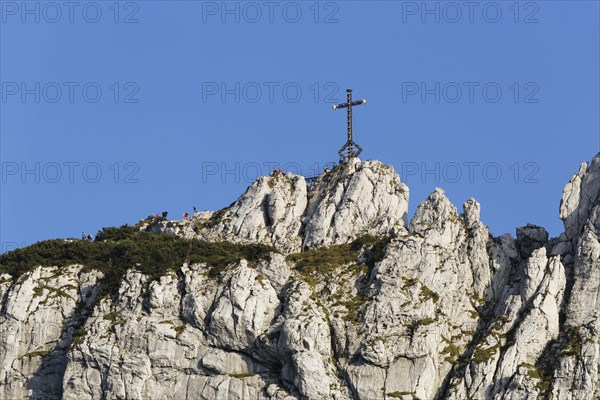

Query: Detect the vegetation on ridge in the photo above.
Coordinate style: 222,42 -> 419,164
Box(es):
0,224 -> 276,299
287,234 -> 390,276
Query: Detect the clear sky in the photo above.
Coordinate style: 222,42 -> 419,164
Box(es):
1,0 -> 599,252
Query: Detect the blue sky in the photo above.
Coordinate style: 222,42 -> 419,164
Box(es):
1,0 -> 599,251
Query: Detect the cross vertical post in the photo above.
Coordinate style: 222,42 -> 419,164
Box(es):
333,88 -> 366,160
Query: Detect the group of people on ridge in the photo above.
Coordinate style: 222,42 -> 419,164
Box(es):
147,207 -> 200,221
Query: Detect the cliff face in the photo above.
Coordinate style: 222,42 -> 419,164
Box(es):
0,155 -> 598,400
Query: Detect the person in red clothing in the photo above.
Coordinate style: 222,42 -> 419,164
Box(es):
278,168 -> 282,174
183,212 -> 189,219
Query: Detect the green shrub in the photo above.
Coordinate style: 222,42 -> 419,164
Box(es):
95,225 -> 140,241
441,335 -> 460,365
71,325 -> 87,345
341,295 -> 369,323
562,326 -> 581,356
103,311 -> 120,321
406,317 -> 436,337
472,343 -> 501,363
420,285 -> 440,303
287,243 -> 356,275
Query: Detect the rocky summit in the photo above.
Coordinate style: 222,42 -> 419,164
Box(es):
1,155 -> 599,400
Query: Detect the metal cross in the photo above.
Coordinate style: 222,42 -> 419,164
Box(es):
333,88 -> 366,160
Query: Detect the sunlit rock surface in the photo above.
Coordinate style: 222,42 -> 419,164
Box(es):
1,155 -> 598,399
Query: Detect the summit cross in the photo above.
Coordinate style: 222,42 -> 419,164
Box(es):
333,88 -> 367,160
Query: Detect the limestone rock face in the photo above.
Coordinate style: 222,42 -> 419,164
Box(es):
301,158 -> 409,249
3,154 -> 600,399
560,154 -> 600,240
203,174 -> 308,253
206,260 -> 280,351
0,265 -> 102,400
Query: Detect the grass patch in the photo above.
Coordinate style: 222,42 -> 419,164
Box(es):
387,392 -> 406,398
103,311 -> 120,321
402,277 -> 418,288
25,349 -> 51,358
174,325 -> 185,338
230,372 -> 257,379
387,392 -> 420,400
287,235 -> 389,277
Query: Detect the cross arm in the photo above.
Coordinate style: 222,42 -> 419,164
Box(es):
332,99 -> 367,110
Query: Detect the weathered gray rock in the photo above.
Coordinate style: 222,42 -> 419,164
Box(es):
203,174 -> 308,253
302,158 -> 409,249
3,154 -> 600,399
561,154 -> 600,241
207,260 -> 280,351
0,265 -> 101,400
